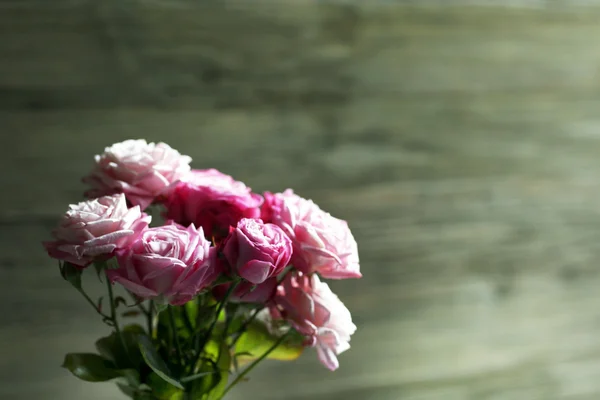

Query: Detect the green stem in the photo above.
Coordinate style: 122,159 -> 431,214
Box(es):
106,275 -> 130,360
127,291 -> 150,316
77,288 -> 111,320
218,304 -> 238,362
182,305 -> 194,335
220,330 -> 291,398
168,305 -> 184,366
148,300 -> 154,337
191,280 -> 240,374
229,306 -> 262,349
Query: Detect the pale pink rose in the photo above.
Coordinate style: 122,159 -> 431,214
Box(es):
83,139 -> 192,210
223,218 -> 292,284
272,272 -> 356,371
164,169 -> 262,240
212,278 -> 278,304
261,190 -> 361,279
43,194 -> 151,268
107,222 -> 219,306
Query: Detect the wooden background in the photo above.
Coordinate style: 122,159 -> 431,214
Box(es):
4,1 -> 600,399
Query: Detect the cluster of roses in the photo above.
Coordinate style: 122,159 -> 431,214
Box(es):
43,139 -> 361,371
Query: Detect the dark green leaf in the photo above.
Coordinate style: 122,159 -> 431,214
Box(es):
138,335 -> 184,390
95,324 -> 145,369
60,262 -> 82,290
61,353 -> 120,382
117,368 -> 141,387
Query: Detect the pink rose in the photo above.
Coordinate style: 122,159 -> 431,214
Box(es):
83,139 -> 192,210
43,194 -> 150,267
164,169 -> 262,240
272,272 -> 356,371
262,190 -> 361,279
212,278 -> 278,304
107,222 -> 219,306
223,218 -> 292,284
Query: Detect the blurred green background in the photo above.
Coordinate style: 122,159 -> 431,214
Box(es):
4,1 -> 600,399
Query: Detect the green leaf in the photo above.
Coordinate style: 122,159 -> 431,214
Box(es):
138,335 -> 184,390
60,262 -> 82,290
180,371 -> 217,383
147,372 -> 185,400
189,341 -> 230,400
234,321 -> 304,365
95,324 -> 146,369
61,353 -> 120,382
207,341 -> 230,400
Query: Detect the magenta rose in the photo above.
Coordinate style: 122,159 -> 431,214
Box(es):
107,222 -> 219,305
272,272 -> 356,371
43,194 -> 151,267
212,278 -> 278,304
83,139 -> 192,210
222,218 -> 292,284
164,169 -> 263,240
261,190 -> 361,280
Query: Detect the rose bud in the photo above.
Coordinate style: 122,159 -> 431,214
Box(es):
272,272 -> 356,371
223,218 -> 292,285
42,193 -> 150,267
83,139 -> 192,210
262,190 -> 361,280
163,169 -> 262,240
107,222 -> 219,306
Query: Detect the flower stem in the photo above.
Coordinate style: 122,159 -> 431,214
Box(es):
148,300 -> 154,337
106,274 -> 130,360
191,280 -> 240,374
229,306 -> 262,349
168,305 -> 184,366
78,288 -> 111,320
220,330 -> 291,398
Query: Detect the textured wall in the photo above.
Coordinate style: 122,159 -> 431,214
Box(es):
4,1 -> 600,399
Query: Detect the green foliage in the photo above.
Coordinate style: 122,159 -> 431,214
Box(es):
59,262 -> 82,290
61,353 -> 123,382
188,340 -> 230,400
138,334 -> 185,390
234,320 -> 304,365
95,324 -> 146,370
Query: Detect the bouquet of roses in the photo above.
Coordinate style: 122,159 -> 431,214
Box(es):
42,140 -> 361,400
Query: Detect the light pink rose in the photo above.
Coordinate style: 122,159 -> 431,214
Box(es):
212,278 -> 278,304
272,272 -> 356,371
223,218 -> 292,284
83,139 -> 192,210
261,190 -> 361,279
164,169 -> 263,240
107,222 -> 219,306
42,194 -> 151,267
